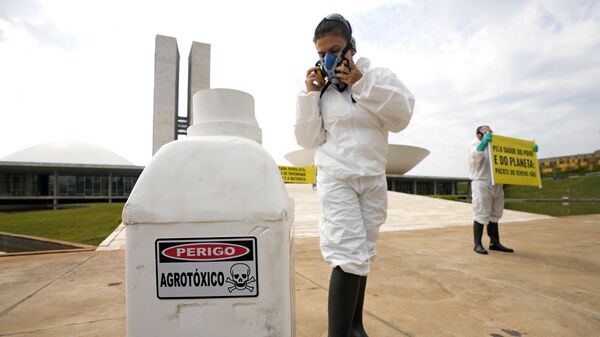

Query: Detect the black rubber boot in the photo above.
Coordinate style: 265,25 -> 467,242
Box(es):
473,221 -> 488,255
328,266 -> 361,337
488,222 -> 514,253
350,275 -> 369,337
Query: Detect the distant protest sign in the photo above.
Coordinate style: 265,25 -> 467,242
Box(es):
488,134 -> 542,187
278,165 -> 316,184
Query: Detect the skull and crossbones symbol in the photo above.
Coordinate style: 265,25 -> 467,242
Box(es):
225,263 -> 256,293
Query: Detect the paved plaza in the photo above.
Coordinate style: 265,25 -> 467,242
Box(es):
2,187 -> 598,337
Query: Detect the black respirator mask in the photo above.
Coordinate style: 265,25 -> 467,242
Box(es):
316,42 -> 353,93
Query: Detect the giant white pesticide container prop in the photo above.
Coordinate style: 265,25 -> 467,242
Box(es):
124,88 -> 295,337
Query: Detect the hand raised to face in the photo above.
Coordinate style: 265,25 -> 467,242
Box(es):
305,66 -> 325,92
335,57 -> 362,86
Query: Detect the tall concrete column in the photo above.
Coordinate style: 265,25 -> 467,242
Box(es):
187,42 -> 211,126
413,180 -> 417,195
152,35 -> 180,155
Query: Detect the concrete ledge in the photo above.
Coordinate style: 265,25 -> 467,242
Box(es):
96,224 -> 125,251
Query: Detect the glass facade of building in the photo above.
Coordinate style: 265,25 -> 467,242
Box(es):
386,176 -> 466,196
0,174 -> 44,196
0,173 -> 138,197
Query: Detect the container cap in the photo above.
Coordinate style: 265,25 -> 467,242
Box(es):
187,88 -> 262,143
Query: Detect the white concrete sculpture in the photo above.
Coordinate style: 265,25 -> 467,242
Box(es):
285,144 -> 430,175
124,89 -> 294,337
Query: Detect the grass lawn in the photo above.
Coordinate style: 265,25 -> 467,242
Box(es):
0,203 -> 124,246
505,176 -> 600,200
438,176 -> 600,216
504,201 -> 600,217
458,176 -> 600,200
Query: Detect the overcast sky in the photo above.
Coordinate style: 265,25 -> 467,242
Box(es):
1,0 -> 599,177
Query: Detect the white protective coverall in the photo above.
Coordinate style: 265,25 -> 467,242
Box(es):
468,138 -> 504,224
295,57 -> 415,275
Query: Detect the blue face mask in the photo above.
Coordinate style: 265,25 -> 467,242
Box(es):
322,52 -> 343,85
317,42 -> 353,94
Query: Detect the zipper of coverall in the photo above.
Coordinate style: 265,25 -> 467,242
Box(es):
348,89 -> 363,178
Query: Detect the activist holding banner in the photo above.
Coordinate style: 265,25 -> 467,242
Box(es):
468,125 -> 539,255
295,13 -> 415,337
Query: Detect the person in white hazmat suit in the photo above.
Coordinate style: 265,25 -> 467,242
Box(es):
295,14 -> 415,337
469,125 -> 538,255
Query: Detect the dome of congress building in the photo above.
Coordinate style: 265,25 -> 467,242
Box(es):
2,141 -> 134,166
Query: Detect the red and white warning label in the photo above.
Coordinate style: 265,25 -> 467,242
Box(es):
155,237 -> 258,299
